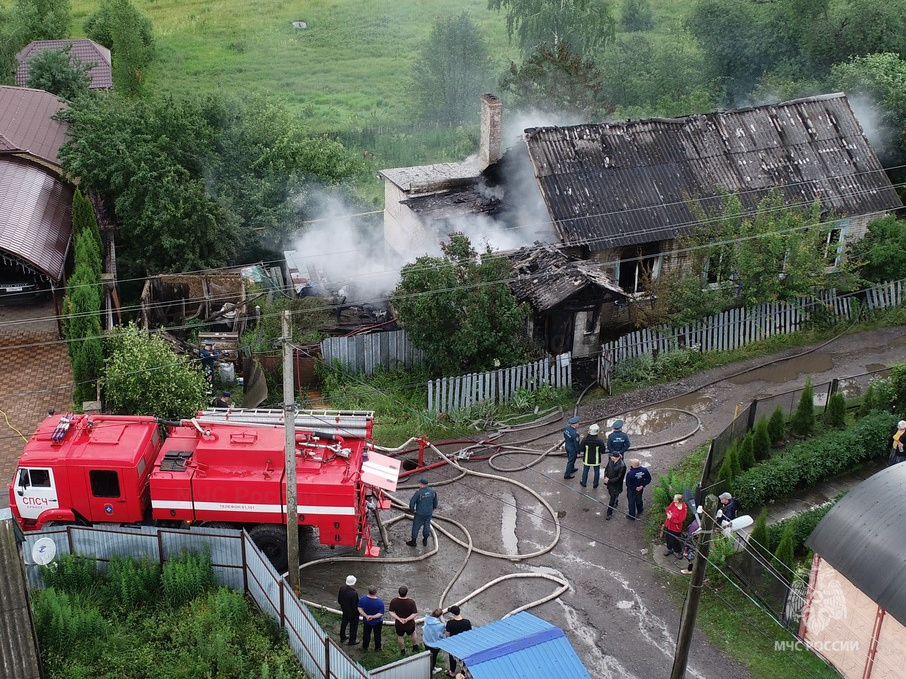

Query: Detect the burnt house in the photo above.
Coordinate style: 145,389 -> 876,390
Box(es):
522,92 -> 902,295
510,244 -> 625,359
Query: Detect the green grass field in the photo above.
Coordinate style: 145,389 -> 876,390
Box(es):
71,0 -> 521,131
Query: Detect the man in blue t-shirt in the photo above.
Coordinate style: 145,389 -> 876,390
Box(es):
357,586 -> 385,651
407,477 -> 438,546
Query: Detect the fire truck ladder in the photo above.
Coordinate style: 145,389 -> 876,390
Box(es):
197,408 -> 374,439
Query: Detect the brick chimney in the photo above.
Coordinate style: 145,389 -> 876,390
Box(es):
479,93 -> 502,168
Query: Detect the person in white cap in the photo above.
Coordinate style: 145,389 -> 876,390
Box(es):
579,424 -> 605,488
888,420 -> 906,466
338,574 -> 360,645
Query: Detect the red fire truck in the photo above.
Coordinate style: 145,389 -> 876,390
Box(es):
8,409 -> 395,570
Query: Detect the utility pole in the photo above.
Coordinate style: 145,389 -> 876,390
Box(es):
283,310 -> 301,594
670,491 -> 719,679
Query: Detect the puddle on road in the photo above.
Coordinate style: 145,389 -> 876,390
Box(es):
658,392 -> 714,412
728,352 -> 834,384
500,488 -> 519,555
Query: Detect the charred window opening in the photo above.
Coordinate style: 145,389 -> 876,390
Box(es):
824,226 -> 844,268
618,244 -> 661,293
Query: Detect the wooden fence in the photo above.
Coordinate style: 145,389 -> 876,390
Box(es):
320,329 -> 424,376
603,280 -> 906,363
427,352 -> 571,412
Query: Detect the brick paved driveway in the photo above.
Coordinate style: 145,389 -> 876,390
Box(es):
0,301 -> 73,507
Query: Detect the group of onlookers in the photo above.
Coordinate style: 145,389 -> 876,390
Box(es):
562,416 -> 652,519
338,576 -> 472,676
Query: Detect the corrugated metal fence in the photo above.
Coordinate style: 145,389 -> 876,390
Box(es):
603,280 -> 906,362
427,352 -> 572,412
22,525 -> 430,679
321,330 -> 425,376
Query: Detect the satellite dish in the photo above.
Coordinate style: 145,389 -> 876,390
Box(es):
32,537 -> 57,565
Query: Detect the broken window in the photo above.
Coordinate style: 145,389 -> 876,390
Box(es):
618,244 -> 661,293
823,224 -> 846,269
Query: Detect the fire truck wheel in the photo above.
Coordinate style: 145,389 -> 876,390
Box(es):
249,524 -> 289,572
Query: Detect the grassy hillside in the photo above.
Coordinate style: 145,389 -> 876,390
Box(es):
70,0 -> 521,131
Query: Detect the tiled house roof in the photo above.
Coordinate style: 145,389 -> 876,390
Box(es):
16,39 -> 113,90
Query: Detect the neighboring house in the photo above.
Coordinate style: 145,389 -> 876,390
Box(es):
381,92 -> 903,318
521,92 -> 902,294
0,86 -> 72,304
803,463 -> 906,679
16,39 -> 113,91
510,243 -> 626,359
432,611 -> 591,679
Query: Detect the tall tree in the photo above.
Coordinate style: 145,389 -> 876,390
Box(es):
391,233 -> 530,375
620,0 -> 653,32
25,45 -> 92,101
488,0 -> 615,57
409,13 -> 493,123
11,0 -> 71,43
58,94 -> 236,278
84,0 -> 154,53
499,41 -> 612,118
108,0 -> 152,97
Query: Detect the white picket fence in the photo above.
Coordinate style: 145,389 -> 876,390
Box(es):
603,279 -> 906,362
427,352 -> 572,412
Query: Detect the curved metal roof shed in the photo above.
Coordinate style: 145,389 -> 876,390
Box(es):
432,611 -> 591,679
807,461 -> 906,627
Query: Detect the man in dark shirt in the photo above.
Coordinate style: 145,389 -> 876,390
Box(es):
625,458 -> 652,520
357,586 -> 385,651
606,419 -> 631,457
445,605 -> 472,676
603,452 -> 627,520
407,477 -> 438,546
562,415 -> 581,479
388,585 -> 420,654
337,574 -> 359,645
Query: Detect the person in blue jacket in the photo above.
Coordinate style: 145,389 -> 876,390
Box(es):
562,415 -> 581,478
625,458 -> 652,520
422,608 -> 446,672
606,419 -> 631,457
406,477 -> 438,546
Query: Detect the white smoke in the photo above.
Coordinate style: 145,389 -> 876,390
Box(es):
286,107 -> 580,302
287,191 -> 406,304
846,94 -> 895,156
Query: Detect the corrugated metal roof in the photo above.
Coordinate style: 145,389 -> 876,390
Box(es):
0,157 -> 73,282
0,511 -> 42,679
0,86 -> 68,169
524,93 -> 903,251
807,462 -> 906,627
510,244 -> 625,311
432,612 -> 591,679
16,39 -> 113,90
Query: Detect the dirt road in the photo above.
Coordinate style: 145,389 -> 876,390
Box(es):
299,325 -> 906,678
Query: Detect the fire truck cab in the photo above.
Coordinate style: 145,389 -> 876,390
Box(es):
10,414 -> 160,529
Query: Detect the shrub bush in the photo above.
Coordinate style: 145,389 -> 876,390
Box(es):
737,433 -> 756,470
41,554 -> 99,595
106,555 -> 161,612
859,384 -> 876,417
789,378 -> 815,436
763,495 -> 842,555
772,524 -> 797,582
824,391 -> 846,428
33,588 -> 109,656
767,405 -> 786,446
731,411 -> 895,511
753,417 -> 771,461
748,507 -> 770,561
